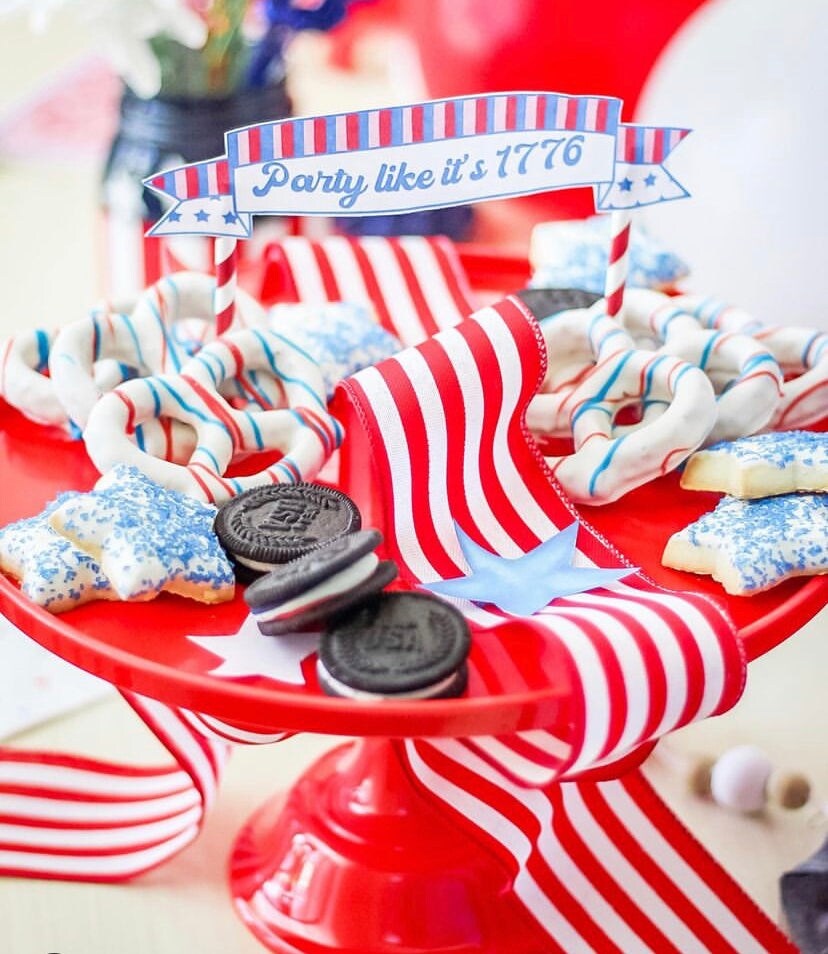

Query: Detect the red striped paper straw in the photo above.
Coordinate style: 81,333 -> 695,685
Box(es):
604,210 -> 632,321
214,237 -> 238,335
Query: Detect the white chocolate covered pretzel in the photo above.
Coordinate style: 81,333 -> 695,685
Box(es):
526,301 -> 635,439
49,272 -> 265,432
547,349 -> 718,504
616,289 -> 782,442
0,329 -> 145,433
661,329 -> 782,443
0,329 -> 71,430
754,326 -> 828,429
182,327 -> 328,422
670,294 -> 764,335
83,332 -> 342,504
615,288 -> 702,348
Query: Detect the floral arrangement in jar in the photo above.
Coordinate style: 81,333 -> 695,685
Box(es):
2,0 -> 373,292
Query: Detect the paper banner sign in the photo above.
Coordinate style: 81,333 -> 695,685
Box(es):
144,91 -> 691,238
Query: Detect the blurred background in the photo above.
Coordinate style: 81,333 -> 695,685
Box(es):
1,0 -> 826,325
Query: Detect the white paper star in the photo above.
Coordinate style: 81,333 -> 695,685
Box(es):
187,613 -> 317,685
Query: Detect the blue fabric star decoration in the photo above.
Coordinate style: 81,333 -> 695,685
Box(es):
619,177 -> 634,192
422,522 -> 637,617
644,172 -> 657,187
223,211 -> 238,224
167,209 -> 182,223
194,209 -> 210,222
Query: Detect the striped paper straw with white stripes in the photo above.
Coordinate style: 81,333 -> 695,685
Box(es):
214,237 -> 238,335
604,210 -> 632,321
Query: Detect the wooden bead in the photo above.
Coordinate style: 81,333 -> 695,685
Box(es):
768,771 -> 811,810
687,755 -> 716,798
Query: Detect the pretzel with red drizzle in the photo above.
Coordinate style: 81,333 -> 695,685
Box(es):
547,348 -> 718,505
83,330 -> 342,504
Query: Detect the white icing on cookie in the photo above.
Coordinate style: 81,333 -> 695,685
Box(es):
681,431 -> 828,498
663,493 -> 828,594
48,465 -> 234,603
0,494 -> 117,613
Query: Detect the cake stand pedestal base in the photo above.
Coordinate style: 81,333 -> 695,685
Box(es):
229,738 -> 547,953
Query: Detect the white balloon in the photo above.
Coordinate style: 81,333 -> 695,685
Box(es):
638,0 -> 828,329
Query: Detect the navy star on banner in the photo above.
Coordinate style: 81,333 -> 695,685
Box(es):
596,124 -> 691,210
144,158 -> 252,238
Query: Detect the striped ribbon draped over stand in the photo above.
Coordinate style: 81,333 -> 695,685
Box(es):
0,246 -> 797,951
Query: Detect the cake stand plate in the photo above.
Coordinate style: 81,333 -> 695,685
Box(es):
2,404 -> 826,954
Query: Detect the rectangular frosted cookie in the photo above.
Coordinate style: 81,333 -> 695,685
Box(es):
663,493 -> 828,594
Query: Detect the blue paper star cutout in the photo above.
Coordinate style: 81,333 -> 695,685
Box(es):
422,522 -> 637,616
167,209 -> 182,223
194,209 -> 210,222
223,211 -> 238,224
619,177 -> 634,192
644,172 -> 657,187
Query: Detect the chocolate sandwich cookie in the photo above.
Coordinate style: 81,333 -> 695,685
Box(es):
245,529 -> 397,635
517,287 -> 601,321
318,591 -> 471,700
215,483 -> 361,578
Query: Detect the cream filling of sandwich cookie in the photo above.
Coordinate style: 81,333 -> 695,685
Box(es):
251,553 -> 379,621
236,553 -> 287,573
316,661 -> 459,700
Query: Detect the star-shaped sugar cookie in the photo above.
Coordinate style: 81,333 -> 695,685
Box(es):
0,495 -> 116,613
663,493 -> 828,594
47,465 -> 235,603
681,431 -> 828,498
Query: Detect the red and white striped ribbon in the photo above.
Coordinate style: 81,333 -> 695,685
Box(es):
336,296 -> 794,953
604,210 -> 632,321
270,235 -> 476,346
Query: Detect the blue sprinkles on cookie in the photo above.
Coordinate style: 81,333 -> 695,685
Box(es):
530,216 -> 689,295
0,494 -> 115,611
271,302 -> 401,398
703,431 -> 828,469
681,494 -> 828,592
52,465 -> 235,602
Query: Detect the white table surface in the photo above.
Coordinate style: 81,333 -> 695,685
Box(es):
0,11 -> 826,953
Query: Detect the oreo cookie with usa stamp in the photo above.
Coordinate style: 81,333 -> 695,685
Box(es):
244,529 -> 397,635
215,482 -> 362,580
317,591 -> 471,700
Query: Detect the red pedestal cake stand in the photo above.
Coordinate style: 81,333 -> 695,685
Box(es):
0,252 -> 826,953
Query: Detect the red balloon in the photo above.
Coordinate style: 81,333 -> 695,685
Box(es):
336,0 -> 709,224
